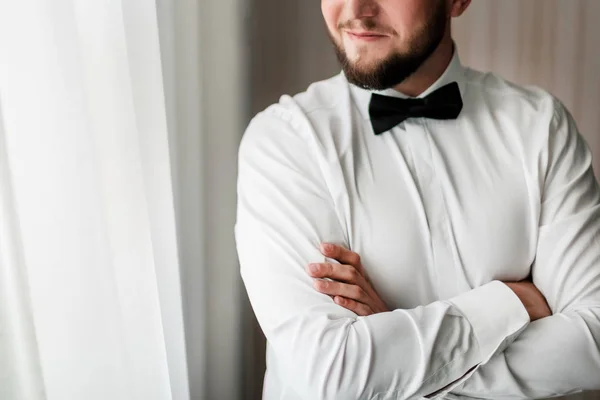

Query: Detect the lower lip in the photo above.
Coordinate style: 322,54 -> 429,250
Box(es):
347,32 -> 387,42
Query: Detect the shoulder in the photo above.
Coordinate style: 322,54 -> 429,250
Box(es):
252,72 -> 348,128
240,73 -> 350,156
463,67 -> 559,117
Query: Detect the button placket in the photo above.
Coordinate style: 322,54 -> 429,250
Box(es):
404,119 -> 458,300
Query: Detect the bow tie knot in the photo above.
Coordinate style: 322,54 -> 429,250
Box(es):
368,82 -> 463,135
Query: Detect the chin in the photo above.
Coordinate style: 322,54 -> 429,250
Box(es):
349,56 -> 386,73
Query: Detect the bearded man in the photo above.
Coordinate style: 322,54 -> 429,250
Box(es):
235,1 -> 600,398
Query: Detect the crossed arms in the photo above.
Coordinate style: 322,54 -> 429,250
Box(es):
235,102 -> 600,399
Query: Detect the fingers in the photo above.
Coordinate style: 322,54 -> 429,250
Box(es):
309,247 -> 390,315
320,243 -> 362,269
306,262 -> 361,284
313,279 -> 370,304
333,296 -> 373,316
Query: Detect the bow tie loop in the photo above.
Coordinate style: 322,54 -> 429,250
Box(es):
369,82 -> 463,135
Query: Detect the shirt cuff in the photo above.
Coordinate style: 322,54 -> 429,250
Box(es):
448,280 -> 530,364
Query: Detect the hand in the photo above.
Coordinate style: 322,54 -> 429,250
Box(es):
306,243 -> 389,316
503,280 -> 552,321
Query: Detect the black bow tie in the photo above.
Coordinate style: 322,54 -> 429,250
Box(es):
368,82 -> 463,135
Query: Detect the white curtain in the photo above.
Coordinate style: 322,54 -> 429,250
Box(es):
0,1 -> 189,399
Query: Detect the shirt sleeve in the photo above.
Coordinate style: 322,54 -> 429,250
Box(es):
451,98 -> 600,399
235,104 -> 530,400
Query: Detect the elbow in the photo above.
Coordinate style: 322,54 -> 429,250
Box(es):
296,344 -> 367,399
563,305 -> 600,390
279,321 -> 392,400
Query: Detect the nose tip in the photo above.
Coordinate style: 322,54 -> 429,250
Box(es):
346,0 -> 378,18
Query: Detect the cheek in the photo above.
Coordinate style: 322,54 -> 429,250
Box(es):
321,0 -> 342,38
380,1 -> 420,38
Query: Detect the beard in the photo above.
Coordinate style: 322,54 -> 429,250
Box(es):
331,2 -> 448,91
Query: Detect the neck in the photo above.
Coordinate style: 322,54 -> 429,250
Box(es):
392,35 -> 455,97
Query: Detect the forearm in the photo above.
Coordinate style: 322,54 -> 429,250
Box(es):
451,306 -> 600,399
242,259 -> 529,400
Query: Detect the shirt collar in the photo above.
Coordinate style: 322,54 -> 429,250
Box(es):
347,47 -> 467,121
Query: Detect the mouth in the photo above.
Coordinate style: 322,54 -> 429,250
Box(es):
344,30 -> 389,42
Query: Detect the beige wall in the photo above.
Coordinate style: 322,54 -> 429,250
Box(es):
453,0 -> 600,178
244,2 -> 600,399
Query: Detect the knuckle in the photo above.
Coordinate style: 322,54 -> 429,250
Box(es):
347,300 -> 361,313
358,305 -> 371,317
315,279 -> 329,291
331,245 -> 340,257
353,286 -> 364,299
327,263 -> 335,275
342,298 -> 353,308
308,263 -> 322,274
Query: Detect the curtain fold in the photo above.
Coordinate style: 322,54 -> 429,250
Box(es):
0,99 -> 47,400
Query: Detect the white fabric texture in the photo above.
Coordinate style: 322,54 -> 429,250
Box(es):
235,50 -> 600,399
0,1 -> 188,400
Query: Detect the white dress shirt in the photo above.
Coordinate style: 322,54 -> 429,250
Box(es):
235,49 -> 600,399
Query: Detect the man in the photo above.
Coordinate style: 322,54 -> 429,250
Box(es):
235,0 -> 600,398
